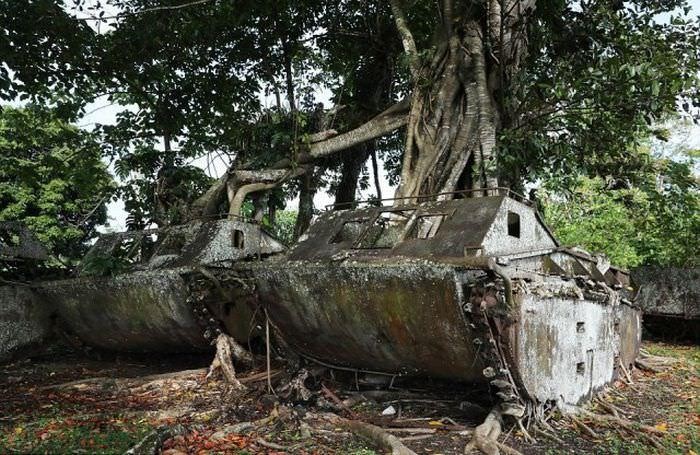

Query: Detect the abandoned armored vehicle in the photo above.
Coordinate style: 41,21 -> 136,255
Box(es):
1,222 -> 51,362
38,219 -> 285,352
252,190 -> 641,412
632,266 -> 699,340
31,190 -> 640,414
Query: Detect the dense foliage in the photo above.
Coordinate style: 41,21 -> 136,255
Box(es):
1,0 -> 698,242
0,106 -> 115,261
542,153 -> 699,268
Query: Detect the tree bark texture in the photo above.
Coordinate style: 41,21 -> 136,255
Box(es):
294,167 -> 321,238
394,0 -> 535,200
194,0 -> 535,218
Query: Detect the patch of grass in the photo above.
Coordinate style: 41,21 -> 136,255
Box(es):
646,343 -> 700,369
592,342 -> 700,455
0,413 -> 154,454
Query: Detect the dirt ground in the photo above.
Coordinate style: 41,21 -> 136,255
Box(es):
0,340 -> 697,455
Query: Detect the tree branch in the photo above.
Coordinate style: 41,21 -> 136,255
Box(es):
268,99 -> 409,170
196,100 -> 409,218
227,168 -> 307,216
73,0 -> 214,21
307,100 -> 408,159
389,0 -> 421,78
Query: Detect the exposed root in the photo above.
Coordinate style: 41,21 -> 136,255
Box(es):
321,383 -> 358,418
125,424 -> 186,455
256,437 -> 290,451
277,368 -> 313,401
464,406 -> 522,455
580,409 -> 665,436
573,408 -> 665,450
619,360 -> 634,385
532,427 -> 564,445
516,419 -> 535,443
634,359 -> 663,373
493,442 -> 524,455
569,415 -> 598,439
206,333 -> 253,391
594,396 -> 621,418
635,349 -> 676,373
320,412 -> 417,455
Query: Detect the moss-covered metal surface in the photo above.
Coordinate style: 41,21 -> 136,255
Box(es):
34,219 -> 282,353
38,268 -> 209,352
0,285 -> 52,362
252,195 -> 641,411
254,261 -> 492,380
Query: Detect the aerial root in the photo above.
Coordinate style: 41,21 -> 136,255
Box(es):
463,407 -> 523,455
319,412 -> 417,455
206,333 -> 254,391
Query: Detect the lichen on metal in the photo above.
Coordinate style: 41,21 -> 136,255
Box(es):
631,266 -> 698,340
0,285 -> 52,362
632,266 -> 699,320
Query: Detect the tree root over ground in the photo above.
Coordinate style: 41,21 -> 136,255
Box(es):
124,424 -> 187,455
634,349 -> 676,373
565,391 -> 667,451
463,406 -> 523,455
206,333 -> 254,391
318,412 -> 418,455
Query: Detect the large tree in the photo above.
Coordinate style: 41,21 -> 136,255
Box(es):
217,0 -> 700,215
0,105 -> 114,263
2,0 -> 698,223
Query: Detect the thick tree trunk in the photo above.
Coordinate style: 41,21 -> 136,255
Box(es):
191,0 -> 535,219
395,23 -> 499,200
294,168 -> 320,238
392,0 -> 534,201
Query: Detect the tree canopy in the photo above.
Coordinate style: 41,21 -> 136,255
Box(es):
0,105 -> 115,262
1,0 -> 698,255
541,156 -> 699,268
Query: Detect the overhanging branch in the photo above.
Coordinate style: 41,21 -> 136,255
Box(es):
195,100 -> 410,218
268,99 -> 409,170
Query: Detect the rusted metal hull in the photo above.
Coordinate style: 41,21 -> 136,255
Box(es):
255,262 -> 488,381
38,268 -> 211,352
255,260 -> 641,407
38,266 -> 259,353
